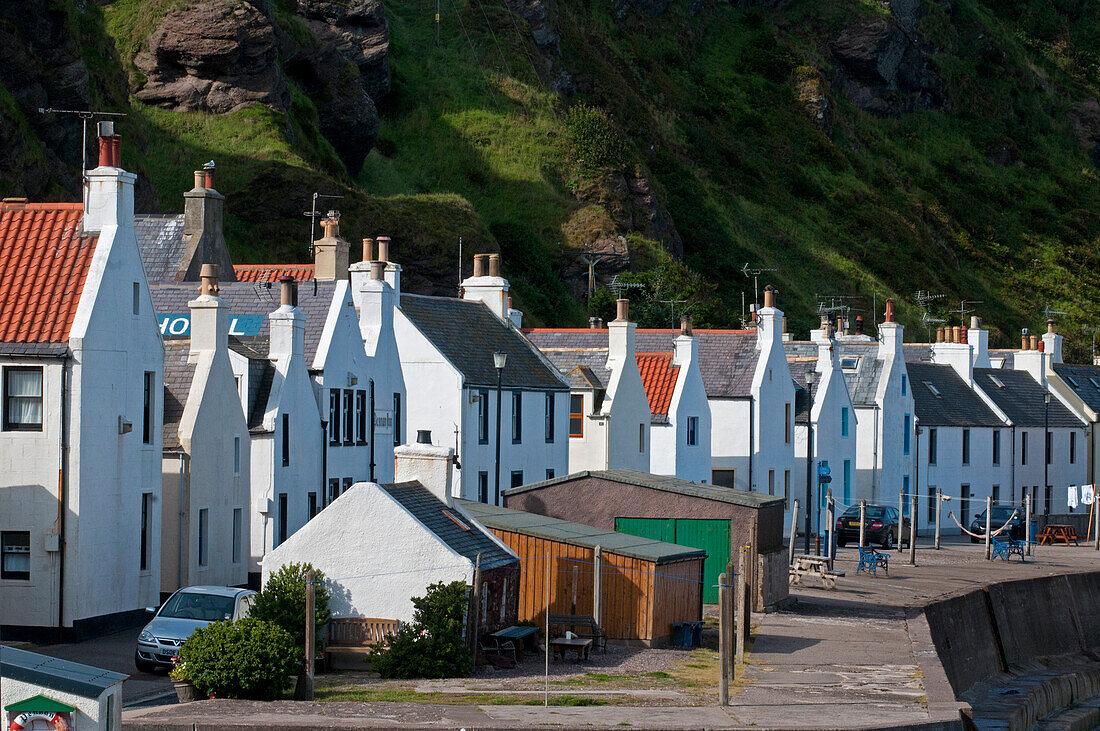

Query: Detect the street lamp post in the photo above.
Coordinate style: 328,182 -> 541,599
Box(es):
1044,392 -> 1051,515
494,351 -> 507,505
804,371 -> 816,555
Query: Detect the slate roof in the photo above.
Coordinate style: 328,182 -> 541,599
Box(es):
162,340 -> 195,449
235,263 -> 316,283
379,481 -> 517,565
906,362 -> 1003,427
636,352 -> 679,421
1,645 -> 126,699
1054,364 -> 1100,416
974,368 -> 1084,428
504,468 -> 784,509
457,499 -> 707,564
150,280 -> 338,365
835,343 -> 885,406
526,329 -> 759,399
400,294 -> 568,391
904,344 -> 935,363
0,202 -> 96,344
134,214 -> 187,283
247,359 -> 276,431
787,361 -> 815,425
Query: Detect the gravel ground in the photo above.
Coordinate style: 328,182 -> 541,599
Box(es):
470,641 -> 698,683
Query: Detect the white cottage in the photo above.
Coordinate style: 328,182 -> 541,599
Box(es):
645,317 -> 711,483
394,253 -> 570,503
0,131 -> 164,637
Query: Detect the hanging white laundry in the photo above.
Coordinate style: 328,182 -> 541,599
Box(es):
1069,485 -> 1079,509
1083,484 -> 1095,506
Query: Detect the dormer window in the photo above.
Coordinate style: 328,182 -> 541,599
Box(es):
840,357 -> 859,370
924,382 -> 941,398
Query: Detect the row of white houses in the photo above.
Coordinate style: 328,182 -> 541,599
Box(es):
3,133 -> 1099,636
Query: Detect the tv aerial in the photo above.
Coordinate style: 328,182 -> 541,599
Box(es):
742,262 -> 778,314
608,274 -> 644,299
915,290 -> 947,343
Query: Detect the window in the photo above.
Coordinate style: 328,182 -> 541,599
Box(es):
1046,431 -> 1053,465
927,487 -> 936,522
784,470 -> 791,506
197,509 -> 209,568
478,389 -> 490,444
988,374 -> 1006,388
132,281 -> 140,315
1045,485 -> 1052,514
143,371 -> 154,443
3,367 -> 43,431
1066,375 -> 1080,388
1022,431 -> 1028,465
356,390 -> 367,445
992,430 -> 1000,465
962,429 -> 970,465
843,460 -> 851,503
510,470 -> 524,488
233,435 -> 241,475
840,356 -> 859,370
768,469 -> 775,496
546,468 -> 555,480
140,493 -> 152,572
277,493 -> 288,546
639,423 -> 645,452
992,484 -> 1000,505
512,390 -> 522,444
393,392 -> 402,446
544,393 -> 554,443
784,403 -> 791,444
478,471 -> 489,503
928,428 -> 937,465
925,382 -> 941,397
328,390 -> 340,446
1091,377 -> 1100,389
232,508 -> 242,564
281,414 -> 290,466
901,374 -> 907,396
1,532 -> 29,580
904,414 -> 911,455
902,476 -> 910,517
713,469 -> 735,488
569,394 -> 584,437
1071,431 -> 1077,464
342,477 -> 353,495
841,407 -> 849,438
343,390 -> 354,445
308,492 -> 318,520
327,478 -> 340,506
686,416 -> 699,446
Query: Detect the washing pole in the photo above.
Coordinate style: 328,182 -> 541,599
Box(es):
984,496 -> 992,560
859,500 -> 866,548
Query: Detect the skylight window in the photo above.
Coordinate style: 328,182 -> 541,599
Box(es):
989,375 -> 1005,388
1066,375 -> 1080,388
1090,378 -> 1100,389
924,382 -> 941,397
990,358 -> 1006,368
441,509 -> 471,532
840,357 -> 860,370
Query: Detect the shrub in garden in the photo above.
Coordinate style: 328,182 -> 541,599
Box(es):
250,562 -> 331,652
176,618 -> 300,700
370,581 -> 471,679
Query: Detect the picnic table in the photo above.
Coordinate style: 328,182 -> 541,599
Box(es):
1038,524 -> 1079,546
550,637 -> 593,663
789,554 -> 845,589
488,625 -> 540,659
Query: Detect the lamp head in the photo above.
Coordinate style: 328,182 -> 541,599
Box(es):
494,351 -> 508,370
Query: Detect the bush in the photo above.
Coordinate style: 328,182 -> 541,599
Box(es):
251,562 -> 331,654
369,581 -> 471,679
176,618 -> 300,700
564,104 -> 629,171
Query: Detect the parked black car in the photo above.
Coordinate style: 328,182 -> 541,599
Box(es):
835,505 -> 910,549
968,505 -> 1025,543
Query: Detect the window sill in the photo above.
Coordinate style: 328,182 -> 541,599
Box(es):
343,440 -> 355,447
0,576 -> 31,582
356,440 -> 368,447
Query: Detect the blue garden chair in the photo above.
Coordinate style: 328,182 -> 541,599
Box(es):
990,534 -> 1025,562
857,546 -> 889,576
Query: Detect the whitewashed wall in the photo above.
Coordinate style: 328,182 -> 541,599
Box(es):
1,675 -> 121,730
915,426 -> 1012,533
752,306 -> 796,496
651,335 -> 711,483
709,398 -> 752,490
603,321 -> 651,472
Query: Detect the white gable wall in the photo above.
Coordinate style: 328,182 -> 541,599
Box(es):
652,336 -> 711,483
752,305 -> 796,496
604,321 -> 650,472
709,398 -> 752,490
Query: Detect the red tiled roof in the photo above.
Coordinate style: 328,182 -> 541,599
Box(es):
0,202 -> 97,343
233,263 -> 315,283
636,352 -> 680,416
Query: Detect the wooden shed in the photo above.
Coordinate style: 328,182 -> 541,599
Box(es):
458,499 -> 706,645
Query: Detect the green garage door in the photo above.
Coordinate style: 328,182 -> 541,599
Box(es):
614,518 -> 730,603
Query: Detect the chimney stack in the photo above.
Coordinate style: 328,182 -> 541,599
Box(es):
1038,340 -> 1045,352
473,254 -> 487,277
1030,334 -> 1039,351
202,161 -> 215,189
855,315 -> 864,334
763,285 -> 776,309
189,263 -> 228,360
377,236 -> 391,263
200,264 -> 220,296
1021,332 -> 1030,350
489,253 -> 501,277
884,298 -> 895,323
279,276 -> 297,307
179,166 -> 235,282
1042,318 -> 1063,364
462,251 -> 509,319
83,121 -> 135,233
589,317 -> 601,329
362,238 -> 374,263
1048,318 -> 1056,334
370,260 -> 385,280
616,298 -> 629,321
313,210 -> 350,281
971,315 -> 982,330
960,325 -> 968,345
681,314 -> 693,336
394,442 -> 457,506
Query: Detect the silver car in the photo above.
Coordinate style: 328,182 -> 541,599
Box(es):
135,586 -> 256,673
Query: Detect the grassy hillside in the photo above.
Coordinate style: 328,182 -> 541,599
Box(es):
8,0 -> 1100,350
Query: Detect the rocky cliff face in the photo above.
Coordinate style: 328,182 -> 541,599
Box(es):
133,0 -> 390,174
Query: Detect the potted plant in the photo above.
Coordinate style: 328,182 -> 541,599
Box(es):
169,659 -> 201,703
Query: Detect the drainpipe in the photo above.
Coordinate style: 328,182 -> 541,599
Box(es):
57,356 -> 70,637
321,418 -> 328,506
177,453 -> 185,590
1010,425 -> 1016,508
748,398 -> 754,492
871,405 -> 880,503
369,378 -> 376,482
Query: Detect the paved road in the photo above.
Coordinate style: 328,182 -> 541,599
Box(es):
23,626 -> 174,706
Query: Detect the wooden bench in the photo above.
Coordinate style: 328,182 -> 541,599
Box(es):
789,554 -> 845,589
547,614 -> 607,651
325,617 -> 400,670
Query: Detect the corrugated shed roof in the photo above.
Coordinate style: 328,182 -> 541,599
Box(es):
134,214 -> 187,283
457,499 -> 707,564
1054,364 -> 1100,415
380,482 -> 517,565
150,281 -> 337,365
636,352 -> 679,420
505,468 -> 784,509
1,646 -> 126,699
162,340 -> 195,449
974,368 -> 1084,428
526,329 -> 759,399
0,203 -> 96,344
235,263 -> 316,283
400,295 -> 568,391
906,362 -> 1003,427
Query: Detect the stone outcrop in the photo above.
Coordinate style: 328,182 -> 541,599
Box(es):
1071,98 -> 1100,165
294,0 -> 390,101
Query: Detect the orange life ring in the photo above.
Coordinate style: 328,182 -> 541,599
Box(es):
9,712 -> 71,731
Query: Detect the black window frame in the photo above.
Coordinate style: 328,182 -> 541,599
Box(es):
962,428 -> 970,465
3,366 -> 43,432
281,413 -> 290,466
546,468 -> 555,480
232,507 -> 243,564
544,393 -> 554,443
928,427 -> 937,465
328,390 -> 340,446
197,508 -> 209,567
1022,431 -> 1028,465
308,492 -> 318,520
478,471 -> 489,503
1071,431 -> 1077,464
393,392 -> 402,447
511,390 -> 522,444
342,477 -> 353,495
1046,430 -> 1053,465
140,492 -> 152,571
478,389 -> 490,444
327,478 -> 340,507
277,493 -> 289,545
356,390 -> 367,446
1,531 -> 30,580
142,371 -> 154,444
687,416 -> 698,446
510,470 -> 524,489
132,281 -> 140,315
343,390 -> 354,446
992,430 -> 1000,465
